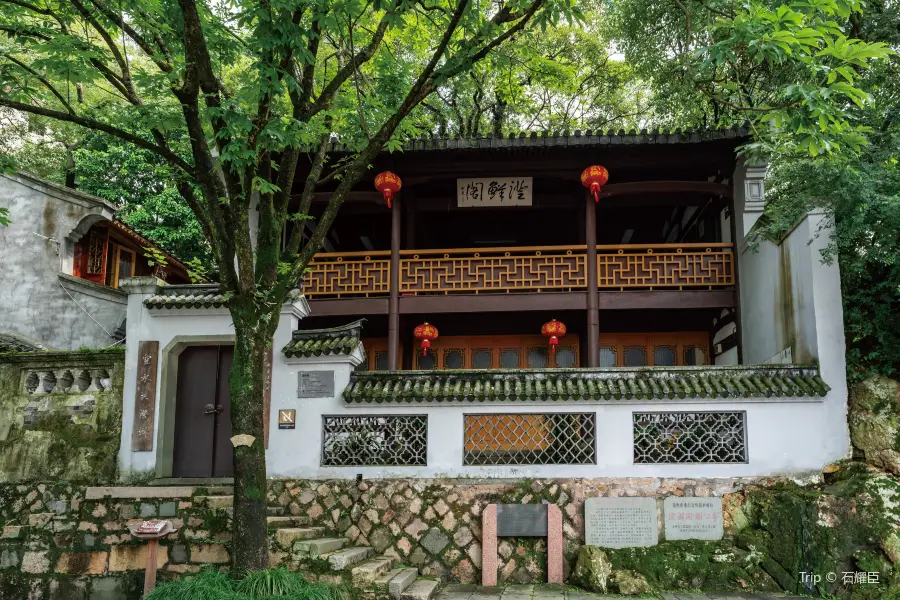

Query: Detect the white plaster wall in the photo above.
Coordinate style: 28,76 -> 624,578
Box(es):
265,370 -> 845,479
117,283 -> 304,476
0,173 -> 124,349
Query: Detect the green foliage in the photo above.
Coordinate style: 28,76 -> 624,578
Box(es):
146,569 -> 347,600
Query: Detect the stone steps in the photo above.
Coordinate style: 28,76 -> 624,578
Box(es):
399,579 -> 440,600
267,506 -> 285,516
351,555 -> 397,586
274,527 -> 327,548
267,516 -> 309,530
326,546 -> 374,570
386,568 -> 420,598
293,537 -> 348,559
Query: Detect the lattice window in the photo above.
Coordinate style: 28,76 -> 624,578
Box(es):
471,348 -> 492,369
499,348 -> 520,368
416,352 -> 437,370
623,346 -> 648,367
374,351 -> 390,371
464,413 -> 596,465
599,347 -> 618,367
322,415 -> 427,466
556,347 -> 577,368
526,347 -> 548,368
633,412 -> 747,464
653,346 -> 677,366
87,231 -> 105,274
443,348 -> 465,369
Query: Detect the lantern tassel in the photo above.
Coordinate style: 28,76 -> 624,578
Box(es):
385,190 -> 393,209
591,183 -> 601,203
421,339 -> 430,356
550,336 -> 558,355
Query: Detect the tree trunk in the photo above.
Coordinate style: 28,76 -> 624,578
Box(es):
227,307 -> 272,571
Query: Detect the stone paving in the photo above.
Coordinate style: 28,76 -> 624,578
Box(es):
435,584 -> 810,600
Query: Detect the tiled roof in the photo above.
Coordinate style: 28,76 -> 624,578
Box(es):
343,365 -> 829,403
282,319 -> 366,358
327,125 -> 750,154
144,284 -> 229,309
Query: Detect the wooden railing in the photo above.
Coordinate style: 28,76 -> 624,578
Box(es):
302,244 -> 734,298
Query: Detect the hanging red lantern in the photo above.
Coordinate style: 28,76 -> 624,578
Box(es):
541,319 -> 567,355
580,165 -> 609,203
413,322 -> 439,356
374,171 -> 402,209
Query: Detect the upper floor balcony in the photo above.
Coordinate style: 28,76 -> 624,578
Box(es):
301,242 -> 735,299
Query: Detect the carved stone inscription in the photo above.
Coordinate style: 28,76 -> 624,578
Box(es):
298,370 -> 334,398
585,497 -> 658,548
663,497 -> 724,540
131,341 -> 159,452
497,504 -> 549,537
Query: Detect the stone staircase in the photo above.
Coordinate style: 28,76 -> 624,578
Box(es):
275,524 -> 439,600
199,493 -> 440,600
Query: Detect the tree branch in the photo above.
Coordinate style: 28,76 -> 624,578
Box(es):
0,52 -> 74,113
0,98 -> 194,173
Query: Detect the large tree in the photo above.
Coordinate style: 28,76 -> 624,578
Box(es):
0,0 -> 577,568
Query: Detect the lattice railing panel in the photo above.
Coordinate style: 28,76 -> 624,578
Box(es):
322,415 -> 427,466
401,247 -> 586,294
303,253 -> 390,297
302,244 -> 735,297
464,413 -> 596,465
633,411 -> 747,464
598,247 -> 734,289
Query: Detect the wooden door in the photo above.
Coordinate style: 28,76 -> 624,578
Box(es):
173,346 -> 234,478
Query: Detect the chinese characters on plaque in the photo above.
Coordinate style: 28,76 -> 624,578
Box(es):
131,341 -> 159,452
663,497 -> 724,540
457,177 -> 532,207
585,497 -> 658,548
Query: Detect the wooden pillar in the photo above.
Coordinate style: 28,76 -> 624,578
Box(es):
727,197 -> 744,364
388,196 -> 402,370
585,195 -> 600,367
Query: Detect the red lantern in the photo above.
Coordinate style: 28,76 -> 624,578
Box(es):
374,171 -> 402,209
413,322 -> 439,356
541,319 -> 567,355
581,165 -> 609,202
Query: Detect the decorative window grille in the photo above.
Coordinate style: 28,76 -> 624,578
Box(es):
443,348 -> 465,369
87,231 -> 105,274
322,415 -> 428,466
555,347 -> 577,368
499,348 -> 520,368
633,412 -> 747,464
464,413 -> 596,465
623,346 -> 648,367
599,347 -> 618,367
471,348 -> 492,369
527,347 -> 548,368
373,351 -> 389,371
653,346 -> 676,366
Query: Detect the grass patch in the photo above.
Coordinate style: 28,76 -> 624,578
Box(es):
146,568 -> 348,600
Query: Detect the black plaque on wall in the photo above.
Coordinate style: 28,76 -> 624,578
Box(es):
497,504 -> 549,537
298,371 -> 335,398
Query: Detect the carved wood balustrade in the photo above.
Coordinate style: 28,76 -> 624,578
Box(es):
301,244 -> 734,298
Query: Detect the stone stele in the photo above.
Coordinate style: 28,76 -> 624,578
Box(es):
663,496 -> 724,541
584,497 -> 658,548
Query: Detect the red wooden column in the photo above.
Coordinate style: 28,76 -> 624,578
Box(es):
585,194 -> 600,367
388,196 -> 402,370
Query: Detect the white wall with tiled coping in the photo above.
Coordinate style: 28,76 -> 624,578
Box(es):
117,161 -> 851,481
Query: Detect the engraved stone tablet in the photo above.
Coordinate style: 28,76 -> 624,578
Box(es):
497,504 -> 548,537
663,497 -> 724,540
298,371 -> 334,398
585,497 -> 658,548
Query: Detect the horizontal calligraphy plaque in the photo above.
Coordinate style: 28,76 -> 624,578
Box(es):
298,371 -> 334,398
663,497 -> 723,540
497,504 -> 549,537
585,497 -> 658,548
457,177 -> 532,207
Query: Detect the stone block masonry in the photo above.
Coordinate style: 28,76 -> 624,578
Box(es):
0,482 -> 234,599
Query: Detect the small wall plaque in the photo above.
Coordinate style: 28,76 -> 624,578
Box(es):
497,504 -> 549,537
585,497 -> 658,548
663,497 -> 724,540
278,409 -> 296,430
131,340 -> 159,452
298,371 -> 334,398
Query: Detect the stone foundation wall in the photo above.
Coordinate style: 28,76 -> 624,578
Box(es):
267,476 -> 762,585
0,483 -> 233,600
0,350 -> 124,483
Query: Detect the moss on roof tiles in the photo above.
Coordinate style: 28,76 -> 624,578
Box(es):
282,319 -> 365,358
343,365 -> 829,404
144,284 -> 229,309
